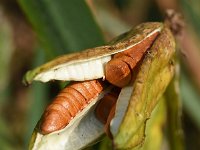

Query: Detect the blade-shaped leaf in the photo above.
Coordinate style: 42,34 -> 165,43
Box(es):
180,73 -> 200,128
18,0 -> 104,58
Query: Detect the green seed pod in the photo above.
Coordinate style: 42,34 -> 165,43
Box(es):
26,23 -> 176,150
111,26 -> 176,149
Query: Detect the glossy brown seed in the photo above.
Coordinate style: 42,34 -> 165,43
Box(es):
105,31 -> 159,87
40,80 -> 104,135
104,104 -> 116,139
95,94 -> 117,124
61,88 -> 86,109
95,88 -> 120,138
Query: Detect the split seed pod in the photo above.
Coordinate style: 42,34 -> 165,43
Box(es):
24,22 -> 175,150
110,26 -> 175,149
23,22 -> 162,85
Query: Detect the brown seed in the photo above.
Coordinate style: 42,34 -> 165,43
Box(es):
95,88 -> 120,138
61,88 -> 86,109
40,110 -> 68,135
95,94 -> 117,124
105,57 -> 133,87
40,80 -> 104,135
70,82 -> 94,103
105,31 -> 159,87
104,104 -> 116,139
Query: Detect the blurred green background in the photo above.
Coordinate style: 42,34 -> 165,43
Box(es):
0,0 -> 200,149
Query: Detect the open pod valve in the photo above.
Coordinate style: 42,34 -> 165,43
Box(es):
24,22 -> 176,150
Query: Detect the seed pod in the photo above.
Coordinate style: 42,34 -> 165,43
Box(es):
26,22 -> 176,150
110,26 -> 176,149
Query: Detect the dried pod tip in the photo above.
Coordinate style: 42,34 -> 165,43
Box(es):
22,73 -> 30,86
165,9 -> 185,35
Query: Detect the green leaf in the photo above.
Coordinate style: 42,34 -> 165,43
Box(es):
24,49 -> 49,149
180,73 -> 200,128
18,0 -> 104,58
181,0 -> 200,37
18,1 -> 106,148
